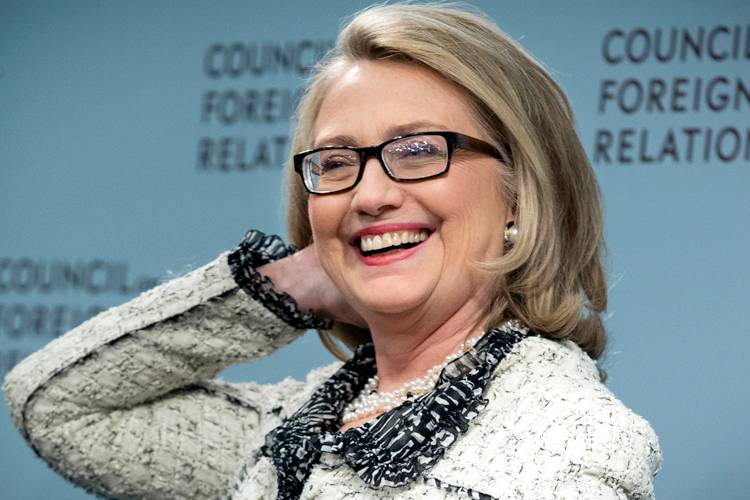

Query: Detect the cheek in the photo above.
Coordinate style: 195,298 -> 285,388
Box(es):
440,172 -> 507,260
308,196 -> 341,240
308,197 -> 348,273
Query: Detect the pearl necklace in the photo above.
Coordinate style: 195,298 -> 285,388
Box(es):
341,335 -> 481,424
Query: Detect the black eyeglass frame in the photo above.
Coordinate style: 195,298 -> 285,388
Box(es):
293,131 -> 504,195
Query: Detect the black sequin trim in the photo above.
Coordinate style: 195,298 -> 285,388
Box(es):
228,230 -> 333,331
263,327 -> 529,500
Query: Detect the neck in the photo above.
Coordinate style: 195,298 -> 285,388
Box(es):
365,296 -> 487,393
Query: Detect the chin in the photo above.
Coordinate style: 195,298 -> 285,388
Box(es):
351,278 -> 431,316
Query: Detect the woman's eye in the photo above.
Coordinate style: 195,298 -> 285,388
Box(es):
394,141 -> 442,158
320,154 -> 358,172
322,159 -> 343,170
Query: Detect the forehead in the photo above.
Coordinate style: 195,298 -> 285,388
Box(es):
314,60 -> 483,147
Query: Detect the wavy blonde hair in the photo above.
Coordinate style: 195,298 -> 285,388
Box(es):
285,3 -> 608,363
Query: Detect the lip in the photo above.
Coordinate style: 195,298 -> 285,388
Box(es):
357,239 -> 427,266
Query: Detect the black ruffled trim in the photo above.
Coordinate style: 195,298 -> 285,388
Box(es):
228,230 -> 333,331
263,327 -> 529,500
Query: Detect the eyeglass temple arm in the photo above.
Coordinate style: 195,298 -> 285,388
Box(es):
454,133 -> 510,161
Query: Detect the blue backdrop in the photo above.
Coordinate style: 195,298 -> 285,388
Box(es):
1,1 -> 748,498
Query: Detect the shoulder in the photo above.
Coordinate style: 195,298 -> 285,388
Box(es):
209,361 -> 343,457
428,336 -> 662,499
216,361 -> 344,421
223,362 -> 343,500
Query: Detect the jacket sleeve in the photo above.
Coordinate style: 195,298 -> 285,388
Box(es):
2,252 -> 312,500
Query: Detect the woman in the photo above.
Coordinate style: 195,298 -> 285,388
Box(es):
3,4 -> 661,500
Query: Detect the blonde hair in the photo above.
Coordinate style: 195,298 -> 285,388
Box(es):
286,3 -> 608,362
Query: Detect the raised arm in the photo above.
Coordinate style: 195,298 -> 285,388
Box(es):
2,232 -> 346,500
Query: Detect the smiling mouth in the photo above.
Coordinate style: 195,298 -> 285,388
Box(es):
357,229 -> 430,257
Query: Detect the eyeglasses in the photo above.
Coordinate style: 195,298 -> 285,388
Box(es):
293,131 -> 503,195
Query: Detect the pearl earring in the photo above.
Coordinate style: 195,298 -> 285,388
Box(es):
504,221 -> 518,243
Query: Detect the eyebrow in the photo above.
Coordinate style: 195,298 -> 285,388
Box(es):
313,120 -> 448,149
386,121 -> 447,139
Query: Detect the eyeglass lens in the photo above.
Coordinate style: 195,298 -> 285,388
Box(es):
303,134 -> 450,193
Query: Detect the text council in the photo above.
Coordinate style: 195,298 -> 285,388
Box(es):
602,25 -> 750,64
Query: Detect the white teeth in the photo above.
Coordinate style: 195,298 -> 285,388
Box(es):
359,229 -> 430,253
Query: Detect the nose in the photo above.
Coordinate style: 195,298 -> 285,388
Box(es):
350,156 -> 405,216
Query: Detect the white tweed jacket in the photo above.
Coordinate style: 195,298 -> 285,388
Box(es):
3,253 -> 661,500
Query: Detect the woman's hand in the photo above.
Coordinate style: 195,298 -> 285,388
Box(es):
257,245 -> 367,329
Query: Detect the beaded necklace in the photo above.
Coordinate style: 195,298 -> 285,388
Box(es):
341,335 -> 481,424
